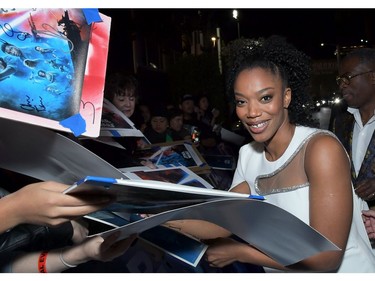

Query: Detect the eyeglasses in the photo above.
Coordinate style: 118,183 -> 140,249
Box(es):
336,70 -> 374,86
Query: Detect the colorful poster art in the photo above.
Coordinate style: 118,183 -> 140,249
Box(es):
0,8 -> 111,137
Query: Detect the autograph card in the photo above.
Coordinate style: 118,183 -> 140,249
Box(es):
0,8 -> 111,137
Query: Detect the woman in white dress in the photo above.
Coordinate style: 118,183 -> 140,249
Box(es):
165,35 -> 375,272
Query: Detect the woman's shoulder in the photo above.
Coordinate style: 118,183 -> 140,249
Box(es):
304,128 -> 348,163
290,126 -> 347,164
304,128 -> 341,146
296,126 -> 339,145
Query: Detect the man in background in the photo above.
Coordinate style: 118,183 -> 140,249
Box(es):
330,48 -> 375,208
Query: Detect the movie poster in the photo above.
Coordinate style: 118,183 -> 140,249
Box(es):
0,8 -> 111,137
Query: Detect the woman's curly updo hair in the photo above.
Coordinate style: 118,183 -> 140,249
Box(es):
226,35 -> 317,127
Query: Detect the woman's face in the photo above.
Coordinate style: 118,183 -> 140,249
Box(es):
151,116 -> 169,134
112,90 -> 136,118
169,115 -> 183,131
234,67 -> 291,144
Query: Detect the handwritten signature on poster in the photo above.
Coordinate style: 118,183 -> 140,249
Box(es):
20,95 -> 46,112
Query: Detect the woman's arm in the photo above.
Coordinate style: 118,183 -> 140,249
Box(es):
10,233 -> 137,273
295,134 -> 352,271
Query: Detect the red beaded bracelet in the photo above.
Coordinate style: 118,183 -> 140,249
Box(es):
38,251 -> 48,273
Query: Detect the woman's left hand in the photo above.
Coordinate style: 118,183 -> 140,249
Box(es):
204,237 -> 241,268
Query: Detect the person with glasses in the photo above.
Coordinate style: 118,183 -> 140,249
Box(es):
330,48 -> 375,209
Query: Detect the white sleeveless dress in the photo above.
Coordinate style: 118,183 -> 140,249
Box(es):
231,126 -> 375,272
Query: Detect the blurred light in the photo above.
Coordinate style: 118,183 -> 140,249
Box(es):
334,97 -> 341,104
211,36 -> 216,47
233,9 -> 238,20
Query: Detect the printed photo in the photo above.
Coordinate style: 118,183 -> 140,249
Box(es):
0,9 -> 91,121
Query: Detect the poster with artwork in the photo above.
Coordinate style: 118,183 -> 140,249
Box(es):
0,8 -> 111,137
133,141 -> 210,174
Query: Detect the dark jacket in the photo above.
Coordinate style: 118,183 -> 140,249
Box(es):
331,110 -> 375,206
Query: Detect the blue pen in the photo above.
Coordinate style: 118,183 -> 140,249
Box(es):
249,194 -> 265,200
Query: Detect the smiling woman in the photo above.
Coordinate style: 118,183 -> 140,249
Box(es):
163,35 -> 375,273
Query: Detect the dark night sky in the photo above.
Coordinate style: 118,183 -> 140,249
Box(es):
100,8 -> 375,73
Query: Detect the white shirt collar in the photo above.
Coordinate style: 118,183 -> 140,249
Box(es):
347,107 -> 375,126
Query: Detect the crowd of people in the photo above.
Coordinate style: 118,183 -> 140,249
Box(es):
134,92 -> 225,153
1,34 -> 375,273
